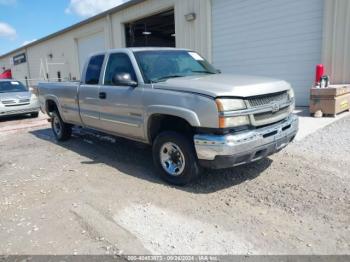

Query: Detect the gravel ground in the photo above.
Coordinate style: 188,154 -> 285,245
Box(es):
0,114 -> 349,255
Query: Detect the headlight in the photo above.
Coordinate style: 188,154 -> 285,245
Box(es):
216,98 -> 249,128
215,98 -> 246,111
287,89 -> 295,113
288,88 -> 295,100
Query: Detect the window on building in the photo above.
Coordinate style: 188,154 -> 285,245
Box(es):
85,54 -> 105,85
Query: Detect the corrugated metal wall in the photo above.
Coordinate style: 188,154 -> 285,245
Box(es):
110,0 -> 211,60
0,49 -> 30,84
322,0 -> 350,84
212,0 -> 324,106
0,0 -> 211,85
26,17 -> 107,84
174,0 -> 211,61
2,0 -> 349,96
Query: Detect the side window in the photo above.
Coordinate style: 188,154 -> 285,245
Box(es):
85,55 -> 104,85
104,53 -> 137,85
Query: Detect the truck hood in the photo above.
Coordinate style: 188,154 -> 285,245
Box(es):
154,74 -> 291,97
0,91 -> 31,102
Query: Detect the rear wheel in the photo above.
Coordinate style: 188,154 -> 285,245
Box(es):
152,131 -> 200,186
51,111 -> 72,141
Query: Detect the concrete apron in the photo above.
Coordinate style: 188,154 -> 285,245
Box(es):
294,107 -> 350,141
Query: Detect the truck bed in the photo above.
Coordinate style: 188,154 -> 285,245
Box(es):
38,81 -> 81,124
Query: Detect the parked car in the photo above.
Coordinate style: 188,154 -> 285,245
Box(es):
0,79 -> 39,118
38,48 -> 298,185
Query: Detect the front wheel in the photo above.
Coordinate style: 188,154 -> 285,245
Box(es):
152,131 -> 200,186
51,111 -> 72,141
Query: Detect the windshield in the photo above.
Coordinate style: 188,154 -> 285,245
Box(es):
0,81 -> 27,93
134,50 -> 217,83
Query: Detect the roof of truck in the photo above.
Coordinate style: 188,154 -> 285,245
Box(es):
87,47 -> 193,58
128,47 -> 191,52
100,47 -> 191,53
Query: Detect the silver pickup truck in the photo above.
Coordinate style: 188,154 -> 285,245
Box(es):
38,48 -> 298,185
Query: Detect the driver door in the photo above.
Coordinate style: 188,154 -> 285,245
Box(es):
98,52 -> 145,140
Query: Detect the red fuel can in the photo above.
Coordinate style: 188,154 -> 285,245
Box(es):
315,64 -> 324,85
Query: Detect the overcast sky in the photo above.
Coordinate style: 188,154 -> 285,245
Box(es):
0,0 -> 129,55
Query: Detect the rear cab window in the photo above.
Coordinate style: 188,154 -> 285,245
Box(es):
85,54 -> 105,85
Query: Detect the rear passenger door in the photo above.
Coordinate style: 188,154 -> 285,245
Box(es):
98,52 -> 145,140
78,54 -> 105,128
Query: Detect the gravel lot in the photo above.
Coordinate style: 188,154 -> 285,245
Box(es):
0,114 -> 349,255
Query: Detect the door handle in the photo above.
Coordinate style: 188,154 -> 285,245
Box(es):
99,92 -> 106,99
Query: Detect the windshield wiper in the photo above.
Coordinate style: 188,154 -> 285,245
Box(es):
191,70 -> 216,74
152,74 -> 185,83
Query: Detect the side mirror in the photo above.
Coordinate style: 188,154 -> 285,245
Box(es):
112,73 -> 138,87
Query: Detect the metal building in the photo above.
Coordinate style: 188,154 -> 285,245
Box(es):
0,0 -> 349,106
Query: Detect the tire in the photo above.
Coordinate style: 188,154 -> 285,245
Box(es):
51,111 -> 72,141
30,112 -> 39,118
152,131 -> 201,186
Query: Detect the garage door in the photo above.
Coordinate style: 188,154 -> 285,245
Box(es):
77,31 -> 105,74
212,0 -> 324,106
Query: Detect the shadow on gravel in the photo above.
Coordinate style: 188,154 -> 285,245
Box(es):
189,158 -> 272,193
30,128 -> 272,193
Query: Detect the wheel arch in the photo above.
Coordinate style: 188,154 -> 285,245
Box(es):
44,96 -> 65,120
146,109 -> 199,143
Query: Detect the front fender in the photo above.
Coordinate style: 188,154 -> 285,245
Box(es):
146,105 -> 201,127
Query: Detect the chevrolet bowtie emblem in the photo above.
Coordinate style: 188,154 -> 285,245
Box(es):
271,102 -> 280,113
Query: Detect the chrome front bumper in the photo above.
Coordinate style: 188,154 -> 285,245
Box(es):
194,115 -> 298,168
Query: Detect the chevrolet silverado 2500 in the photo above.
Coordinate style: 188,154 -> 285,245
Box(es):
38,48 -> 298,185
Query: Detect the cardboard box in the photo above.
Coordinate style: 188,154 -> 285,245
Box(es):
310,85 -> 350,97
309,93 -> 350,115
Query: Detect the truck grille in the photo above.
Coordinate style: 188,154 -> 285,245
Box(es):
245,91 -> 291,126
247,91 -> 288,107
253,106 -> 290,126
